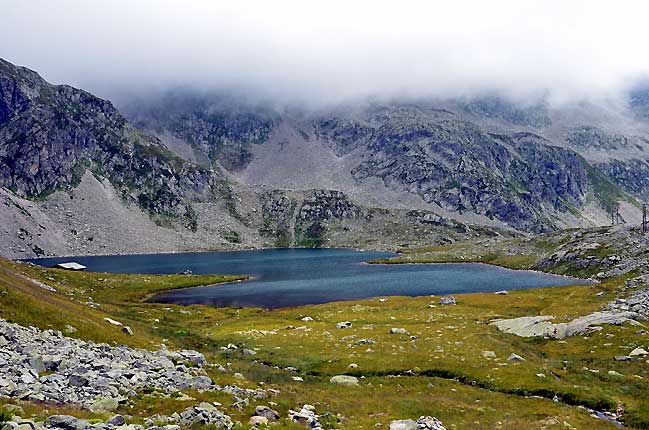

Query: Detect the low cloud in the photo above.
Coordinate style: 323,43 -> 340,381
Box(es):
2,0 -> 649,107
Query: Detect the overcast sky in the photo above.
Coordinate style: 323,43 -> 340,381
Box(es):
2,0 -> 649,106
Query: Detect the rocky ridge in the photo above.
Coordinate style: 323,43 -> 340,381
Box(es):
493,226 -> 649,340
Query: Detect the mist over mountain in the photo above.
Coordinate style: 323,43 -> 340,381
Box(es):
3,1 -> 649,108
3,1 -> 649,258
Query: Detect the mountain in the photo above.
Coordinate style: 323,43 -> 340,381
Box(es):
0,58 -> 646,258
1,59 -> 489,258
0,58 -> 222,225
123,93 -> 642,232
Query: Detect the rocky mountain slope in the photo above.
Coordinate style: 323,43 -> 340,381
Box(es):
1,58 -> 647,257
125,93 -> 644,232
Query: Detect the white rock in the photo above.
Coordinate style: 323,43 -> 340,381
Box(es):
103,318 -> 123,326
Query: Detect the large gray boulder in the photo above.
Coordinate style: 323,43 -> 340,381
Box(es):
329,375 -> 359,386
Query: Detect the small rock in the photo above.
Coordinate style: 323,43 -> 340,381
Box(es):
390,328 -> 407,334
336,321 -> 352,329
439,296 -> 456,305
482,351 -> 496,359
104,318 -> 123,326
507,353 -> 526,362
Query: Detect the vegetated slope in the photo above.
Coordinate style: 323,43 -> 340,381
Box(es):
2,241 -> 646,429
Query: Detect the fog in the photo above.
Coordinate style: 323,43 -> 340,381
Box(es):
2,0 -> 649,107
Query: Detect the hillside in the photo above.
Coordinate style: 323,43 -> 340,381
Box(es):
0,58 -> 647,258
1,225 -> 649,429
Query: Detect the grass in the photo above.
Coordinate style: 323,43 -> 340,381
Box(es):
1,229 -> 648,429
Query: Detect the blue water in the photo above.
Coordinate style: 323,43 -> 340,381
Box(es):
26,248 -> 588,309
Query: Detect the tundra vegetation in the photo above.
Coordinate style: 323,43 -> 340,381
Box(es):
1,225 -> 648,429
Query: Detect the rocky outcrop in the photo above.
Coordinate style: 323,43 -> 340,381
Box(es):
0,58 -> 224,225
389,416 -> 447,430
491,312 -> 643,339
298,190 -> 361,222
350,117 -> 592,231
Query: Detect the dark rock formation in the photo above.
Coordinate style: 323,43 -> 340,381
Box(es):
0,58 -> 225,225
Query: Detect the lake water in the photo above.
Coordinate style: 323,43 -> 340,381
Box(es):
26,248 -> 590,309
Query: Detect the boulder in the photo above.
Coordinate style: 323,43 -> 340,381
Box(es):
44,415 -> 91,430
89,397 -> 119,413
103,318 -> 123,326
329,375 -> 359,386
491,316 -> 564,338
417,416 -> 447,430
27,356 -> 45,373
255,405 -> 280,421
106,415 -> 126,426
389,419 -> 418,430
491,311 -> 642,339
249,416 -> 268,426
390,328 -> 407,334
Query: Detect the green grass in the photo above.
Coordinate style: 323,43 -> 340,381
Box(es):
1,229 -> 648,429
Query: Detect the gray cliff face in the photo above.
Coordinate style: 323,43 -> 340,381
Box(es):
324,110 -> 592,231
0,59 -> 222,224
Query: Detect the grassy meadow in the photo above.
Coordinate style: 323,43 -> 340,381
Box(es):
0,232 -> 648,429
